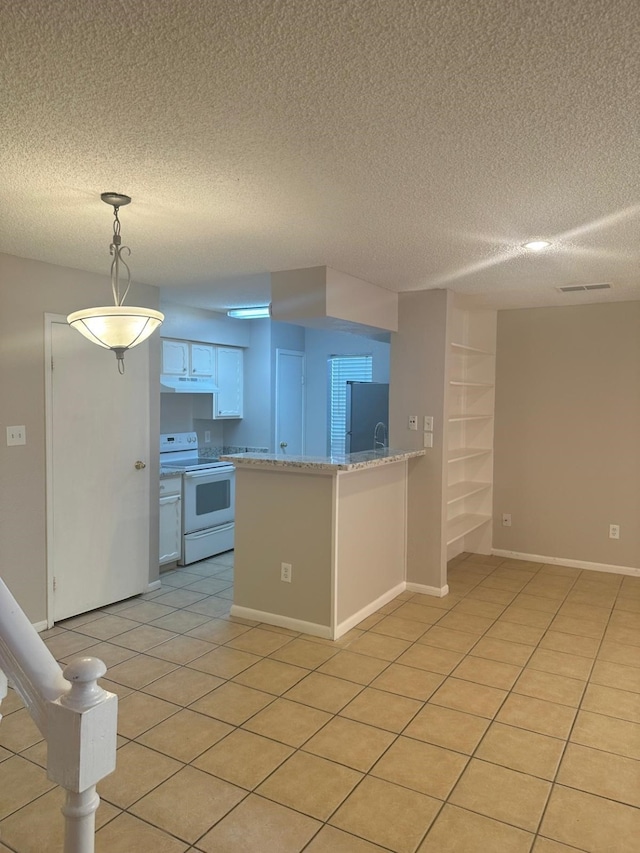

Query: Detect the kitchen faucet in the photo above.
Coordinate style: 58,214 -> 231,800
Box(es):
373,421 -> 388,451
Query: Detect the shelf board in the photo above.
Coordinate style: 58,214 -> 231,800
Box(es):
447,513 -> 492,545
450,342 -> 494,356
449,414 -> 493,423
448,447 -> 492,463
447,481 -> 492,504
449,381 -> 494,388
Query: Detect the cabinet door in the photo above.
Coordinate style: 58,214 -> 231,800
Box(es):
162,340 -> 189,375
159,494 -> 181,564
190,343 -> 215,377
214,347 -> 243,418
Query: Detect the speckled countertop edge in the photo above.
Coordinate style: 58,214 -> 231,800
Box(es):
218,448 -> 425,472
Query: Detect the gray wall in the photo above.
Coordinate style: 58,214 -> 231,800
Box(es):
0,252 -> 160,622
493,302 -> 640,568
390,289 -> 449,589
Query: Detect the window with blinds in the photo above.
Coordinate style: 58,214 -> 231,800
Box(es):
328,355 -> 373,455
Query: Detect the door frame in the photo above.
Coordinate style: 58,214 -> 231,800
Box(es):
44,314 -> 159,627
44,313 -> 66,627
274,349 -> 306,455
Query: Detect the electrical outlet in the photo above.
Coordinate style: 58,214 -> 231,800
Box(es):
204,430 -> 211,443
280,562 -> 292,582
502,513 -> 512,527
424,416 -> 434,431
408,415 -> 418,430
6,425 -> 26,446
609,524 -> 620,540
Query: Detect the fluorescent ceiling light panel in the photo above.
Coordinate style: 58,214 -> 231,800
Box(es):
227,306 -> 271,319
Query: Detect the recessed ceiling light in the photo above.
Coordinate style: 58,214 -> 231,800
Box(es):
522,239 -> 552,251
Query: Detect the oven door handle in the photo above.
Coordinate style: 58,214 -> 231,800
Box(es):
183,467 -> 235,480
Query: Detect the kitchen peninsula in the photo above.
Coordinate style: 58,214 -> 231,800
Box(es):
219,448 -> 424,639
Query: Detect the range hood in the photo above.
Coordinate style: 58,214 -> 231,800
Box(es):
160,375 -> 220,393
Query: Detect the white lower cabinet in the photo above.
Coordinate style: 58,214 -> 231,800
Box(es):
159,476 -> 182,565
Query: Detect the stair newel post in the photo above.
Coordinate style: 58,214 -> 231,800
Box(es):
47,657 -> 118,853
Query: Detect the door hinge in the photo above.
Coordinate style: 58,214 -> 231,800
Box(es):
53,576 -> 57,591
51,357 -> 54,371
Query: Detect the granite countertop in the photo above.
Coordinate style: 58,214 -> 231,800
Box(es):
219,448 -> 425,472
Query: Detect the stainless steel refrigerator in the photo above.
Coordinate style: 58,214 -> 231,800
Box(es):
345,381 -> 390,453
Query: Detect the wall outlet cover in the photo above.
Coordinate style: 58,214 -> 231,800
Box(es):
280,562 -> 292,582
502,513 -> 512,527
408,415 -> 418,430
6,425 -> 26,446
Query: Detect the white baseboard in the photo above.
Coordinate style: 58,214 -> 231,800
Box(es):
146,580 -> 162,592
229,605 -> 332,639
406,582 -> 450,597
491,549 -> 640,578
33,620 -> 49,633
334,582 -> 406,640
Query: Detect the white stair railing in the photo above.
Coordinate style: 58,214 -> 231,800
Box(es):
0,578 -> 117,853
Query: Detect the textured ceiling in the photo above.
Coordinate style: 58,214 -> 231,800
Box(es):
2,0 -> 639,311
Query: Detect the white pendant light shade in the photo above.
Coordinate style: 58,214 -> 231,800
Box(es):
67,192 -> 164,373
67,306 -> 164,350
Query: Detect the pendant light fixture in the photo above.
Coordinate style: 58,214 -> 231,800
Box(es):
67,192 -> 164,374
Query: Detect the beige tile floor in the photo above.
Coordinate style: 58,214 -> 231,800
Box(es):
1,552 -> 639,852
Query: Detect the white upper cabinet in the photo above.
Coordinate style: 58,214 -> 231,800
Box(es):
190,343 -> 215,377
161,338 -> 244,417
162,339 -> 189,375
214,346 -> 243,418
162,339 -> 216,378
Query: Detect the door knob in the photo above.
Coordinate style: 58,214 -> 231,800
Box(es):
279,442 -> 288,449
134,460 -> 146,470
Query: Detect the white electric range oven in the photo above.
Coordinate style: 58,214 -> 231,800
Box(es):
160,432 -> 235,564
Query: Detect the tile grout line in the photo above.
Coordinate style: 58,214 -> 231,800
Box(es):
3,554 -> 639,852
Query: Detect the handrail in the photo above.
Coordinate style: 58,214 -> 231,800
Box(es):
0,578 -> 69,733
0,577 -> 117,852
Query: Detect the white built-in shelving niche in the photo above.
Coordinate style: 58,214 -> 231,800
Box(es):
445,307 -> 496,559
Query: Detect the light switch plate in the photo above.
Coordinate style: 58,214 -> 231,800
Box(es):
7,425 -> 26,446
424,416 -> 434,431
423,432 -> 433,448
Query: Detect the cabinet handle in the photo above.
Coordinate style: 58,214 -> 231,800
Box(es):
280,442 -> 288,448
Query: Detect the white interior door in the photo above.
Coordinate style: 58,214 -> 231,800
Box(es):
49,320 -> 151,622
275,349 -> 305,455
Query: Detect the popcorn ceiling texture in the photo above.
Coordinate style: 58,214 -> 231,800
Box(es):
1,0 -> 639,309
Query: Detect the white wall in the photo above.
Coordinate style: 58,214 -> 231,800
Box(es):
159,303 -> 255,444
224,319 -> 272,450
304,328 -> 391,456
158,308 -> 391,457
159,301 -> 250,347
